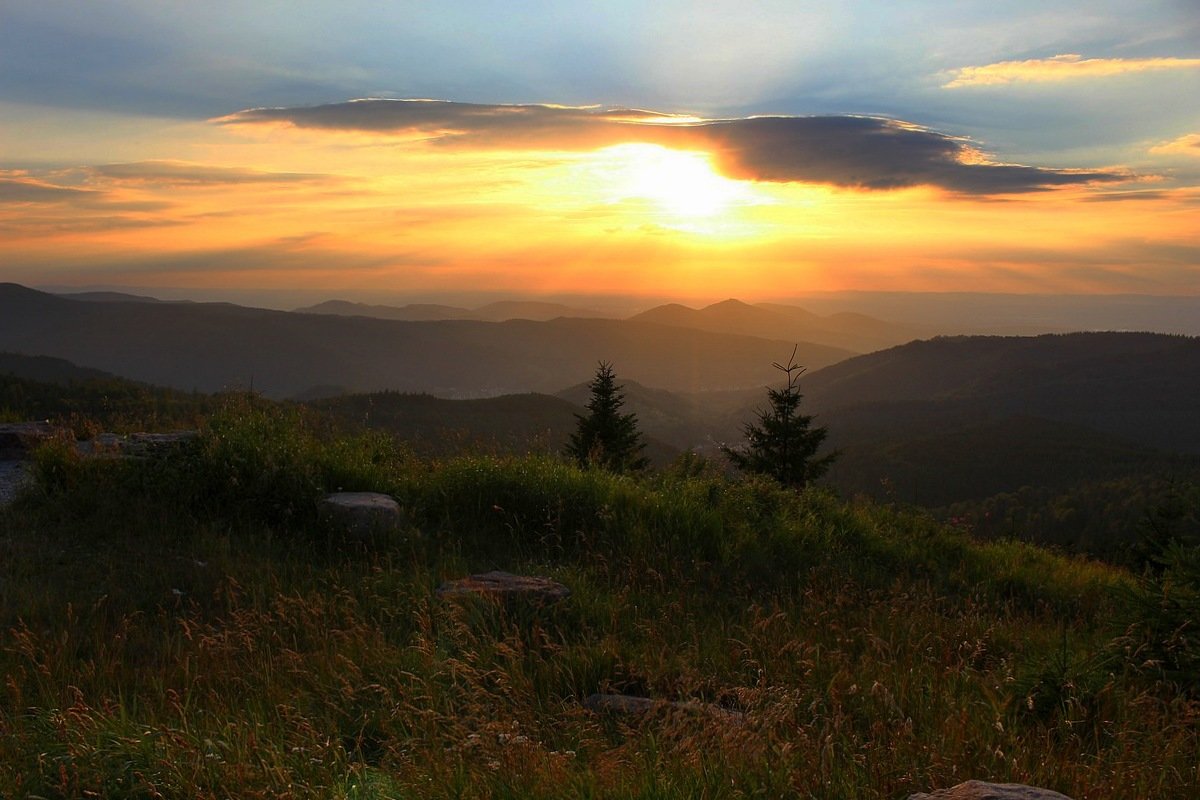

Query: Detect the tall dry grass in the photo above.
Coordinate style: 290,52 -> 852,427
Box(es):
0,404 -> 1194,798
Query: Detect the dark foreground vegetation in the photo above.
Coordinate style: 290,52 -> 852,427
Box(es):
1,396 -> 1198,798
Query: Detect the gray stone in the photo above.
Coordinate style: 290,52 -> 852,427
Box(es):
584,694 -> 658,714
320,491 -> 403,539
0,460 -> 32,507
73,430 -> 198,458
125,430 -> 199,456
0,421 -> 59,459
436,570 -> 570,603
583,693 -> 744,720
74,433 -> 124,457
909,781 -> 1075,800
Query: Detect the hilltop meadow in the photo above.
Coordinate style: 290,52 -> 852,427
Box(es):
1,390 -> 1198,798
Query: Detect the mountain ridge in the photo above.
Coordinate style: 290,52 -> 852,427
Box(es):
0,284 -> 852,399
630,297 -> 930,352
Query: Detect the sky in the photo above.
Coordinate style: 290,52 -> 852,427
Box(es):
1,0 -> 1198,307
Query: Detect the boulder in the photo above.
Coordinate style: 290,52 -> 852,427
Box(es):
436,570 -> 570,603
320,491 -> 403,539
0,421 -> 59,459
909,781 -> 1075,800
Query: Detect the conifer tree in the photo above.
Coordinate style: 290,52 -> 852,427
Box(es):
566,361 -> 649,473
722,347 -> 836,489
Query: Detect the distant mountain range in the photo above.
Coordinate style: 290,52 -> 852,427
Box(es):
786,291 -> 1200,336
55,290 -> 171,304
0,284 -> 851,398
296,296 -> 929,353
294,299 -> 611,322
629,298 -> 932,353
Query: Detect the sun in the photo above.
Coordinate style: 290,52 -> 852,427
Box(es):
589,143 -> 754,220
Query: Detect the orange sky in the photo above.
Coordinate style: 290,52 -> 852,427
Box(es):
3,114 -> 1196,303
2,1 -> 1198,305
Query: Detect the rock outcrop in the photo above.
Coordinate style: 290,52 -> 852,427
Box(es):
909,781 -> 1074,800
0,421 -> 59,459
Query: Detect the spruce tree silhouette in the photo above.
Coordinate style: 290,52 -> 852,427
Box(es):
723,347 -> 836,488
566,361 -> 649,473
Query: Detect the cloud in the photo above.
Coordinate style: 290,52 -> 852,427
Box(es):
1081,190 -> 1175,203
678,116 -> 1121,194
1150,133 -> 1200,156
5,235 -> 412,283
0,214 -> 181,236
89,160 -> 336,186
218,99 -> 1125,195
943,53 -> 1200,88
0,177 -> 101,204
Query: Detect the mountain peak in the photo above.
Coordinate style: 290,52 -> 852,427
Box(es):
703,298 -> 755,312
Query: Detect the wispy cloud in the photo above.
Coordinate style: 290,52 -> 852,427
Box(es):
943,53 -> 1200,88
0,177 -> 101,204
218,99 -> 1126,195
1081,190 -> 1175,203
1150,133 -> 1200,157
0,174 -> 171,212
89,160 -> 337,186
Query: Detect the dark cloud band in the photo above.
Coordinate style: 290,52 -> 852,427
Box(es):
219,99 -> 1126,195
0,177 -> 100,204
91,161 -> 333,186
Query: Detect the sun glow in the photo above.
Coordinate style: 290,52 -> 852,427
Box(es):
589,143 -> 756,220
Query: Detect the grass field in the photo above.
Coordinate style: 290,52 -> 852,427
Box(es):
0,402 -> 1195,798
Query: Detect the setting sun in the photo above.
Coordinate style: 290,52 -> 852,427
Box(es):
588,143 -> 757,219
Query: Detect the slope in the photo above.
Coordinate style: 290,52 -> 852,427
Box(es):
803,332 -> 1200,455
311,390 -> 680,465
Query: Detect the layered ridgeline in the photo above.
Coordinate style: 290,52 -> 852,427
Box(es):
629,298 -> 933,353
294,298 -> 611,322
0,284 -> 852,398
299,295 -> 933,354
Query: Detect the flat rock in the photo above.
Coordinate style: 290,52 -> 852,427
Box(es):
0,421 -> 59,459
0,460 -> 32,507
909,781 -> 1075,800
436,570 -> 570,603
74,430 -> 199,458
127,431 -> 198,453
583,693 -> 744,720
320,491 -> 403,539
